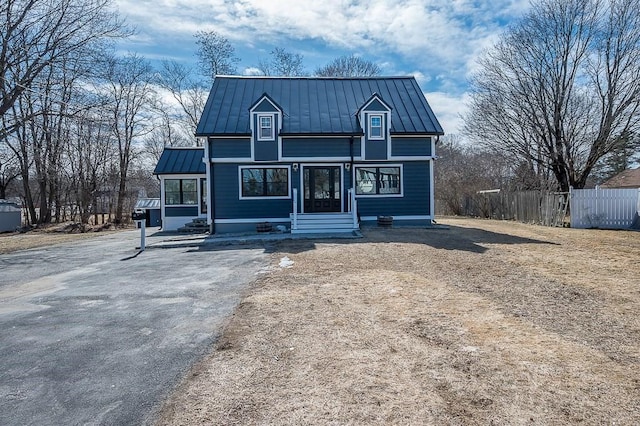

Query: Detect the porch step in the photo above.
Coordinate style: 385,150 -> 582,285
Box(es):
178,217 -> 209,233
291,213 -> 359,234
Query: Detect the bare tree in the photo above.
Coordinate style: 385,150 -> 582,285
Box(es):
194,30 -> 239,82
258,48 -> 306,76
0,0 -> 125,137
314,54 -> 381,77
435,135 -> 511,215
156,60 -> 208,139
0,145 -> 20,199
464,0 -> 640,192
104,54 -> 158,223
64,106 -> 112,224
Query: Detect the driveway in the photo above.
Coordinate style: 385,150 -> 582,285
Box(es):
0,230 -> 268,425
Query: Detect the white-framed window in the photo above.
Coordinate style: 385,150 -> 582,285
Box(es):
239,166 -> 290,199
165,178 -> 198,205
355,165 -> 402,197
257,114 -> 274,141
369,114 -> 384,140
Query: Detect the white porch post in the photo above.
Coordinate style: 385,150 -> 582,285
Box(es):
292,187 -> 298,231
349,188 -> 358,229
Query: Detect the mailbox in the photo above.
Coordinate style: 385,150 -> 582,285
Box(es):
132,210 -> 147,221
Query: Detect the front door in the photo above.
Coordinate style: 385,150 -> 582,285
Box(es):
304,166 -> 341,213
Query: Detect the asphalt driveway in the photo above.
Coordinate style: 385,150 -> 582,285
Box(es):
0,230 -> 269,425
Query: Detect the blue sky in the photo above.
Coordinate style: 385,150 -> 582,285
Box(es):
114,0 -> 531,135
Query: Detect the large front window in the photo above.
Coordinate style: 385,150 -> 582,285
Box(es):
355,166 -> 401,196
241,167 -> 289,198
165,179 -> 198,205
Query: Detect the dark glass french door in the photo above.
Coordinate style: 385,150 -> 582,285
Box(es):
303,166 -> 341,213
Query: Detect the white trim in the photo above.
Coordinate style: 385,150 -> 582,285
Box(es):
300,163 -> 345,214
282,156 -> 362,162
368,114 -> 384,140
249,96 -> 282,115
209,157 -> 254,163
360,215 -> 433,221
387,155 -> 434,161
353,164 -> 404,198
257,114 -> 275,141
160,173 -> 206,179
238,165 -> 292,200
360,94 -> 392,112
392,134 -> 438,138
281,134 -> 362,139
215,217 -> 291,224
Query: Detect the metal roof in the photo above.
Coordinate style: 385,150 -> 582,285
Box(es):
153,148 -> 205,175
196,76 -> 444,136
134,198 -> 161,209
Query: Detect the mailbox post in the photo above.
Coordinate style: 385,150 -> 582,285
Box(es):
132,210 -> 147,251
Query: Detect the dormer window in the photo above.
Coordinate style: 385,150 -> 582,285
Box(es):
369,114 -> 384,140
258,114 -> 274,140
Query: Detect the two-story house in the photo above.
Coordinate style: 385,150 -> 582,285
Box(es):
154,76 -> 444,233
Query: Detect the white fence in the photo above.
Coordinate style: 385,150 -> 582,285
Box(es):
570,187 -> 640,229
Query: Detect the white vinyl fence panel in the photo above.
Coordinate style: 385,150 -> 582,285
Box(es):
570,187 -> 640,229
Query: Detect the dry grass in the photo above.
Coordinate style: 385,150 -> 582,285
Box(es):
0,222 -> 123,254
156,218 -> 640,425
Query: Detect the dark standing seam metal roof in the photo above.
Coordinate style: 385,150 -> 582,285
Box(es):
153,148 -> 205,175
196,76 -> 444,136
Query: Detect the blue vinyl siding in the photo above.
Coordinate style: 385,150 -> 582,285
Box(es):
253,114 -> 279,161
253,98 -> 279,112
165,206 -> 199,217
363,98 -> 390,112
364,112 -> 389,160
356,161 -> 431,216
282,137 -> 359,158
210,138 -> 251,158
213,163 -> 292,219
391,137 -> 432,157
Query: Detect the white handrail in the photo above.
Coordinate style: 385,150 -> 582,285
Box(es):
292,187 -> 298,230
349,188 -> 358,228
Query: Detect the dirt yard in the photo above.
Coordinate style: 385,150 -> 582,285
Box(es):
0,223 -> 122,254
156,218 -> 640,425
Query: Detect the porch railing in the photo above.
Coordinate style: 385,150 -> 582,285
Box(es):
348,188 -> 358,229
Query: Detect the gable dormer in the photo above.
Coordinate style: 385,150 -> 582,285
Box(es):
358,93 -> 392,160
249,93 -> 282,161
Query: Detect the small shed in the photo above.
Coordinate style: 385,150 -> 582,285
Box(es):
0,200 -> 21,233
134,198 -> 161,227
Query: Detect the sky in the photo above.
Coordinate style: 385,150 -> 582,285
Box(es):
113,0 -> 531,136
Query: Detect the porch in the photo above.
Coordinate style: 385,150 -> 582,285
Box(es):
290,188 -> 359,234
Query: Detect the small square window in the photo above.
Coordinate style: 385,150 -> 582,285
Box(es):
258,115 -> 273,140
369,115 -> 383,139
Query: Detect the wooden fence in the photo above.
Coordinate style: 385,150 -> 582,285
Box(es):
436,190 -> 569,227
569,187 -> 640,229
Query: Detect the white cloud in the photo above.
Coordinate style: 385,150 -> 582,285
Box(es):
424,91 -> 469,136
114,0 -> 530,125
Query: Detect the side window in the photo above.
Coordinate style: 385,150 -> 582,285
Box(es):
258,115 -> 274,140
369,114 -> 384,140
164,179 -> 197,205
